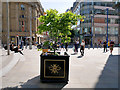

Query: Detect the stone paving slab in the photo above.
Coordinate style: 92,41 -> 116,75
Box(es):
1,47 -> 119,89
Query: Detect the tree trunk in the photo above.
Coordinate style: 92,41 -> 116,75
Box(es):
54,49 -> 55,55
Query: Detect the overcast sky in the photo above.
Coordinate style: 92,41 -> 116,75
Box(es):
40,0 -> 76,13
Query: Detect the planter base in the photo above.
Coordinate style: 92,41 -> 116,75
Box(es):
40,52 -> 70,83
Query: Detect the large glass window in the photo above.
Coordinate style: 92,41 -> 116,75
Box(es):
84,28 -> 88,33
115,19 -> 120,24
105,18 -> 110,23
95,27 -> 103,34
94,2 -> 101,6
21,4 -> 25,10
110,18 -> 115,24
115,27 -> 118,35
108,27 -> 118,34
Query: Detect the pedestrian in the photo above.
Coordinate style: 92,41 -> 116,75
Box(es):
14,45 -> 24,55
80,40 -> 85,56
119,41 -> 120,47
74,41 -> 78,53
97,43 -> 98,49
108,41 -> 110,48
76,40 -> 79,49
65,42 -> 68,52
99,40 -> 102,48
103,41 -> 107,52
110,40 -> 114,55
10,43 -> 14,51
61,43 -> 64,50
88,44 -> 90,49
95,43 -> 97,48
21,40 -> 24,50
25,39 -> 28,49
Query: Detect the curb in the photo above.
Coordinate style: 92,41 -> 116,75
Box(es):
0,53 -> 21,78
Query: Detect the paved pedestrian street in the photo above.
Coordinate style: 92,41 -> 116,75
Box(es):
0,47 -> 119,89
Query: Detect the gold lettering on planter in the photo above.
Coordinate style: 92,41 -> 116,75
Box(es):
49,64 -> 61,74
44,59 -> 65,78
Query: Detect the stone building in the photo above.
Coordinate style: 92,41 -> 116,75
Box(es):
0,2 -> 2,47
2,2 -> 44,45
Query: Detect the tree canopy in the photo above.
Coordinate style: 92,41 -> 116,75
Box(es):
37,9 -> 85,49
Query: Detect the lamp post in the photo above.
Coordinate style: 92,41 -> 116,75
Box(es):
106,8 -> 109,48
7,0 -> 10,55
29,7 -> 32,49
91,16 -> 93,48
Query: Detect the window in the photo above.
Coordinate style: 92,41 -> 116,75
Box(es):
115,19 -> 120,24
95,27 -> 103,34
105,18 -> 110,23
22,15 -> 24,18
115,27 -> 118,34
19,21 -> 21,32
110,18 -> 115,24
101,2 -> 105,6
94,2 -> 101,6
21,4 -> 25,10
108,27 -> 118,34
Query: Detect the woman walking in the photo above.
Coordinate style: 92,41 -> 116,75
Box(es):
80,40 -> 85,56
110,40 -> 114,55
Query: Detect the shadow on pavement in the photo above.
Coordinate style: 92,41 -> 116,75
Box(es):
2,75 -> 67,89
77,56 -> 83,58
71,53 -> 78,55
95,55 -> 119,88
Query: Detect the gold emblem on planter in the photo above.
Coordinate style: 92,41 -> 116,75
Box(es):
49,64 -> 61,74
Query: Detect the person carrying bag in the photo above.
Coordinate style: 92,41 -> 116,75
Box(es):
80,40 -> 85,56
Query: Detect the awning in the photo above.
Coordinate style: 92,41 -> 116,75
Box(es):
36,34 -> 43,37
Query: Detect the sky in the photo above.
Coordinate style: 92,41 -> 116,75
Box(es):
40,0 -> 76,14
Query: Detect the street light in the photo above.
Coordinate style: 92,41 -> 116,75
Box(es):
29,7 -> 32,50
7,0 -> 10,55
106,8 -> 109,48
91,15 -> 93,48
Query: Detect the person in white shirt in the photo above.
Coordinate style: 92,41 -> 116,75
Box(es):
80,40 -> 85,56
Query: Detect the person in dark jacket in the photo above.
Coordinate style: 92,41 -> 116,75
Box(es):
74,41 -> 78,53
103,41 -> 107,52
14,45 -> 24,55
110,40 -> 114,55
65,43 -> 68,52
10,43 -> 14,51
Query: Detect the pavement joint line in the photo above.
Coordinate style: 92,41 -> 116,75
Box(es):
0,53 -> 21,78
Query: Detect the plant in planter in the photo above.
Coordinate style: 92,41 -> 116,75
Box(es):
37,9 -> 85,55
37,9 -> 85,83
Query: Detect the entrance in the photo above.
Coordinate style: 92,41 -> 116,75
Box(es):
85,36 -> 91,45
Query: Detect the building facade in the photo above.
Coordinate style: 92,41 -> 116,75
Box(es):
2,2 -> 44,46
71,1 -> 119,46
113,0 -> 120,45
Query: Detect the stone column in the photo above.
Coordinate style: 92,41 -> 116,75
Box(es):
0,2 -> 2,48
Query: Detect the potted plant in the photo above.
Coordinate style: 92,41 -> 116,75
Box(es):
37,9 -> 85,83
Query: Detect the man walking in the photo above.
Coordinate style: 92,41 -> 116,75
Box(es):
110,40 -> 114,55
65,42 -> 68,52
103,41 -> 107,52
25,39 -> 28,49
80,40 -> 85,56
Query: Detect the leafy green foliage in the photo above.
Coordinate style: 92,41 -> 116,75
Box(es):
37,9 -> 85,52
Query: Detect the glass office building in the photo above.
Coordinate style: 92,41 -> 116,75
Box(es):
71,1 -> 119,46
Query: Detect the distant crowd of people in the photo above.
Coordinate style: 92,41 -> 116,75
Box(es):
72,40 -> 115,55
3,38 -> 115,56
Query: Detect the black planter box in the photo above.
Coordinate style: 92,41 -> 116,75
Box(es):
40,52 -> 70,83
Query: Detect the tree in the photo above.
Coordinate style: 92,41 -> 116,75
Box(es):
37,9 -> 85,54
